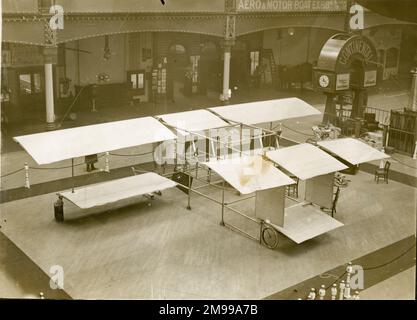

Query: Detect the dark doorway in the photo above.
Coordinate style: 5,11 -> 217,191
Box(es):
167,43 -> 188,101
16,67 -> 45,120
349,59 -> 365,89
199,42 -> 221,94
230,41 -> 249,92
349,59 -> 367,118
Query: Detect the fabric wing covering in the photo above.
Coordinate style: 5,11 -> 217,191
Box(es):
58,173 -> 176,209
266,143 -> 348,180
317,138 -> 390,165
157,109 -> 229,136
209,98 -> 320,125
203,155 -> 295,194
14,117 -> 177,165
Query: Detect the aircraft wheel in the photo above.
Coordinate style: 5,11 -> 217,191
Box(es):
261,223 -> 279,249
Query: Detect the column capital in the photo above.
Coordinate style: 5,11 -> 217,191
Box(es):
220,39 -> 235,51
43,46 -> 58,64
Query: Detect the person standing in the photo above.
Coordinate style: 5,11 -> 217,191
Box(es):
85,154 -> 98,172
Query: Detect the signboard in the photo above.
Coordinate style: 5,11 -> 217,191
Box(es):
336,73 -> 350,91
338,38 -> 375,66
10,45 -> 45,67
236,0 -> 347,12
364,70 -> 377,87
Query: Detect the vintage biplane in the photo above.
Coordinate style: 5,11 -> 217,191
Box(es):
14,98 -> 389,248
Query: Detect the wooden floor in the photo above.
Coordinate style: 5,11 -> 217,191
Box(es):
0,171 -> 415,299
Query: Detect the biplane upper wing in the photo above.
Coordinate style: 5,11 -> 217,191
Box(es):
209,98 -> 320,125
14,117 -> 176,165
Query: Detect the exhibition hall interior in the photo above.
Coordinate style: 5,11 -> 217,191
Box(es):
0,0 -> 416,300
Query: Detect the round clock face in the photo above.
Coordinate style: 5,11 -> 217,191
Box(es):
319,75 -> 330,88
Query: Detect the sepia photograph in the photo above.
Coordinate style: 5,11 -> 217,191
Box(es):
0,0 -> 416,307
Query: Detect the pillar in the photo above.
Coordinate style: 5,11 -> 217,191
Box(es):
45,63 -> 55,128
409,69 -> 417,111
222,44 -> 232,104
43,47 -> 58,130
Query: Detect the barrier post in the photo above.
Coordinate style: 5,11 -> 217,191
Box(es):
339,280 -> 345,300
105,152 -> 110,173
319,285 -> 326,300
307,288 -> 316,300
345,262 -> 353,297
344,283 -> 351,300
24,162 -> 30,189
331,284 -> 337,300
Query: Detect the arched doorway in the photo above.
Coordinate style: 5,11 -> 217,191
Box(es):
349,59 -> 366,118
167,43 -> 188,101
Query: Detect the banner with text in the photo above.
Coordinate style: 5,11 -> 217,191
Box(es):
237,0 -> 347,12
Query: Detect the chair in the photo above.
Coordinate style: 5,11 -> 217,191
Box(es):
323,186 -> 340,217
374,161 -> 391,184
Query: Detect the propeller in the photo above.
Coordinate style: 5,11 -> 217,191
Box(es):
63,47 -> 92,54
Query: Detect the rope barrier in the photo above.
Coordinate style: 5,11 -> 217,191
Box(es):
362,242 -> 416,271
325,271 -> 347,290
1,150 -> 152,177
29,154 -> 105,171
325,241 -> 416,290
0,168 -> 24,178
109,151 -> 154,157
29,162 -> 85,170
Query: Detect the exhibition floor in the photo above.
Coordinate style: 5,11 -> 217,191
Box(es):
1,171 -> 415,299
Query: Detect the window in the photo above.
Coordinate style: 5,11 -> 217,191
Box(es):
385,47 -> 399,69
250,51 -> 260,76
190,55 -> 200,83
19,72 -> 43,95
128,70 -> 145,94
19,74 -> 32,94
169,44 -> 186,55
